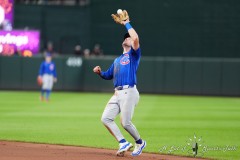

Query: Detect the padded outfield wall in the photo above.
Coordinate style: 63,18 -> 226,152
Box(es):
0,56 -> 240,96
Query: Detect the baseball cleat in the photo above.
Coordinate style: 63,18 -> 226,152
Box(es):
116,141 -> 133,157
131,140 -> 146,156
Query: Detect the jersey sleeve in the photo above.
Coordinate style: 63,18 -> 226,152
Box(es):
53,63 -> 57,78
100,63 -> 114,80
131,47 -> 141,59
38,62 -> 44,76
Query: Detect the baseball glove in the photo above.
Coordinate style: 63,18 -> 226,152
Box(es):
37,76 -> 42,86
111,10 -> 129,24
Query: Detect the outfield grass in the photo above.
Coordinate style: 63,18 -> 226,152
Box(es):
0,91 -> 239,160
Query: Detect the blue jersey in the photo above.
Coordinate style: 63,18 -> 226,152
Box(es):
100,47 -> 141,87
39,61 -> 57,77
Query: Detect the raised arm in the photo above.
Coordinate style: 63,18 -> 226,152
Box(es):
111,10 -> 140,50
123,19 -> 139,50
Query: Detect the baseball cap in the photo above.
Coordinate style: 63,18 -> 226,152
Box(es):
123,33 -> 130,40
46,53 -> 52,57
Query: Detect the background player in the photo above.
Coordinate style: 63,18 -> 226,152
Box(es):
38,53 -> 57,102
93,10 -> 146,157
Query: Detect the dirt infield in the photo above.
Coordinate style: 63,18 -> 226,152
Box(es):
0,141 -> 208,160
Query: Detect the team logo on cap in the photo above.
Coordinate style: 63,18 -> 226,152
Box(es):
120,54 -> 130,65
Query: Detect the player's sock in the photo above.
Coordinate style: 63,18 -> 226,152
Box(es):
135,138 -> 142,144
40,89 -> 45,101
119,139 -> 127,143
41,89 -> 45,96
46,90 -> 51,101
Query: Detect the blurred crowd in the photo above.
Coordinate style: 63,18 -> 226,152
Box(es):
16,0 -> 90,6
73,44 -> 104,57
42,41 -> 104,58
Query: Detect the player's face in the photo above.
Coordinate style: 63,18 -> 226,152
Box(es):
122,37 -> 131,48
46,56 -> 52,63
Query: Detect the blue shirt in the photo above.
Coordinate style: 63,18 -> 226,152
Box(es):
39,61 -> 57,78
100,47 -> 141,87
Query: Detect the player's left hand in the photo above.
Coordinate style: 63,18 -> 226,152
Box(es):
54,78 -> 57,83
93,66 -> 101,75
111,10 -> 130,25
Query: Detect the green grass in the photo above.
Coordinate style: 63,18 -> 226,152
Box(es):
0,91 -> 239,160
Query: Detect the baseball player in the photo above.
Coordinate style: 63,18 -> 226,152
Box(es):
38,53 -> 57,102
93,10 -> 146,157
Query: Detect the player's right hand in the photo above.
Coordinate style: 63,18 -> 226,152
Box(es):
93,66 -> 101,75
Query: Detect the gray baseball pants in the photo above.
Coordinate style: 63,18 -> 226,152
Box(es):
101,86 -> 141,141
42,74 -> 54,90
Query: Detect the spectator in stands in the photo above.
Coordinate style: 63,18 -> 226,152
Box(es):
14,47 -> 22,56
91,44 -> 104,56
76,0 -> 90,6
83,48 -> 90,57
74,44 -> 83,56
43,41 -> 58,57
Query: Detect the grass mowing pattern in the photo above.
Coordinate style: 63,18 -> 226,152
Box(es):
0,91 -> 239,159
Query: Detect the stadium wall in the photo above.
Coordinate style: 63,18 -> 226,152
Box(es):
14,0 -> 240,57
14,4 -> 91,54
0,56 -> 240,96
